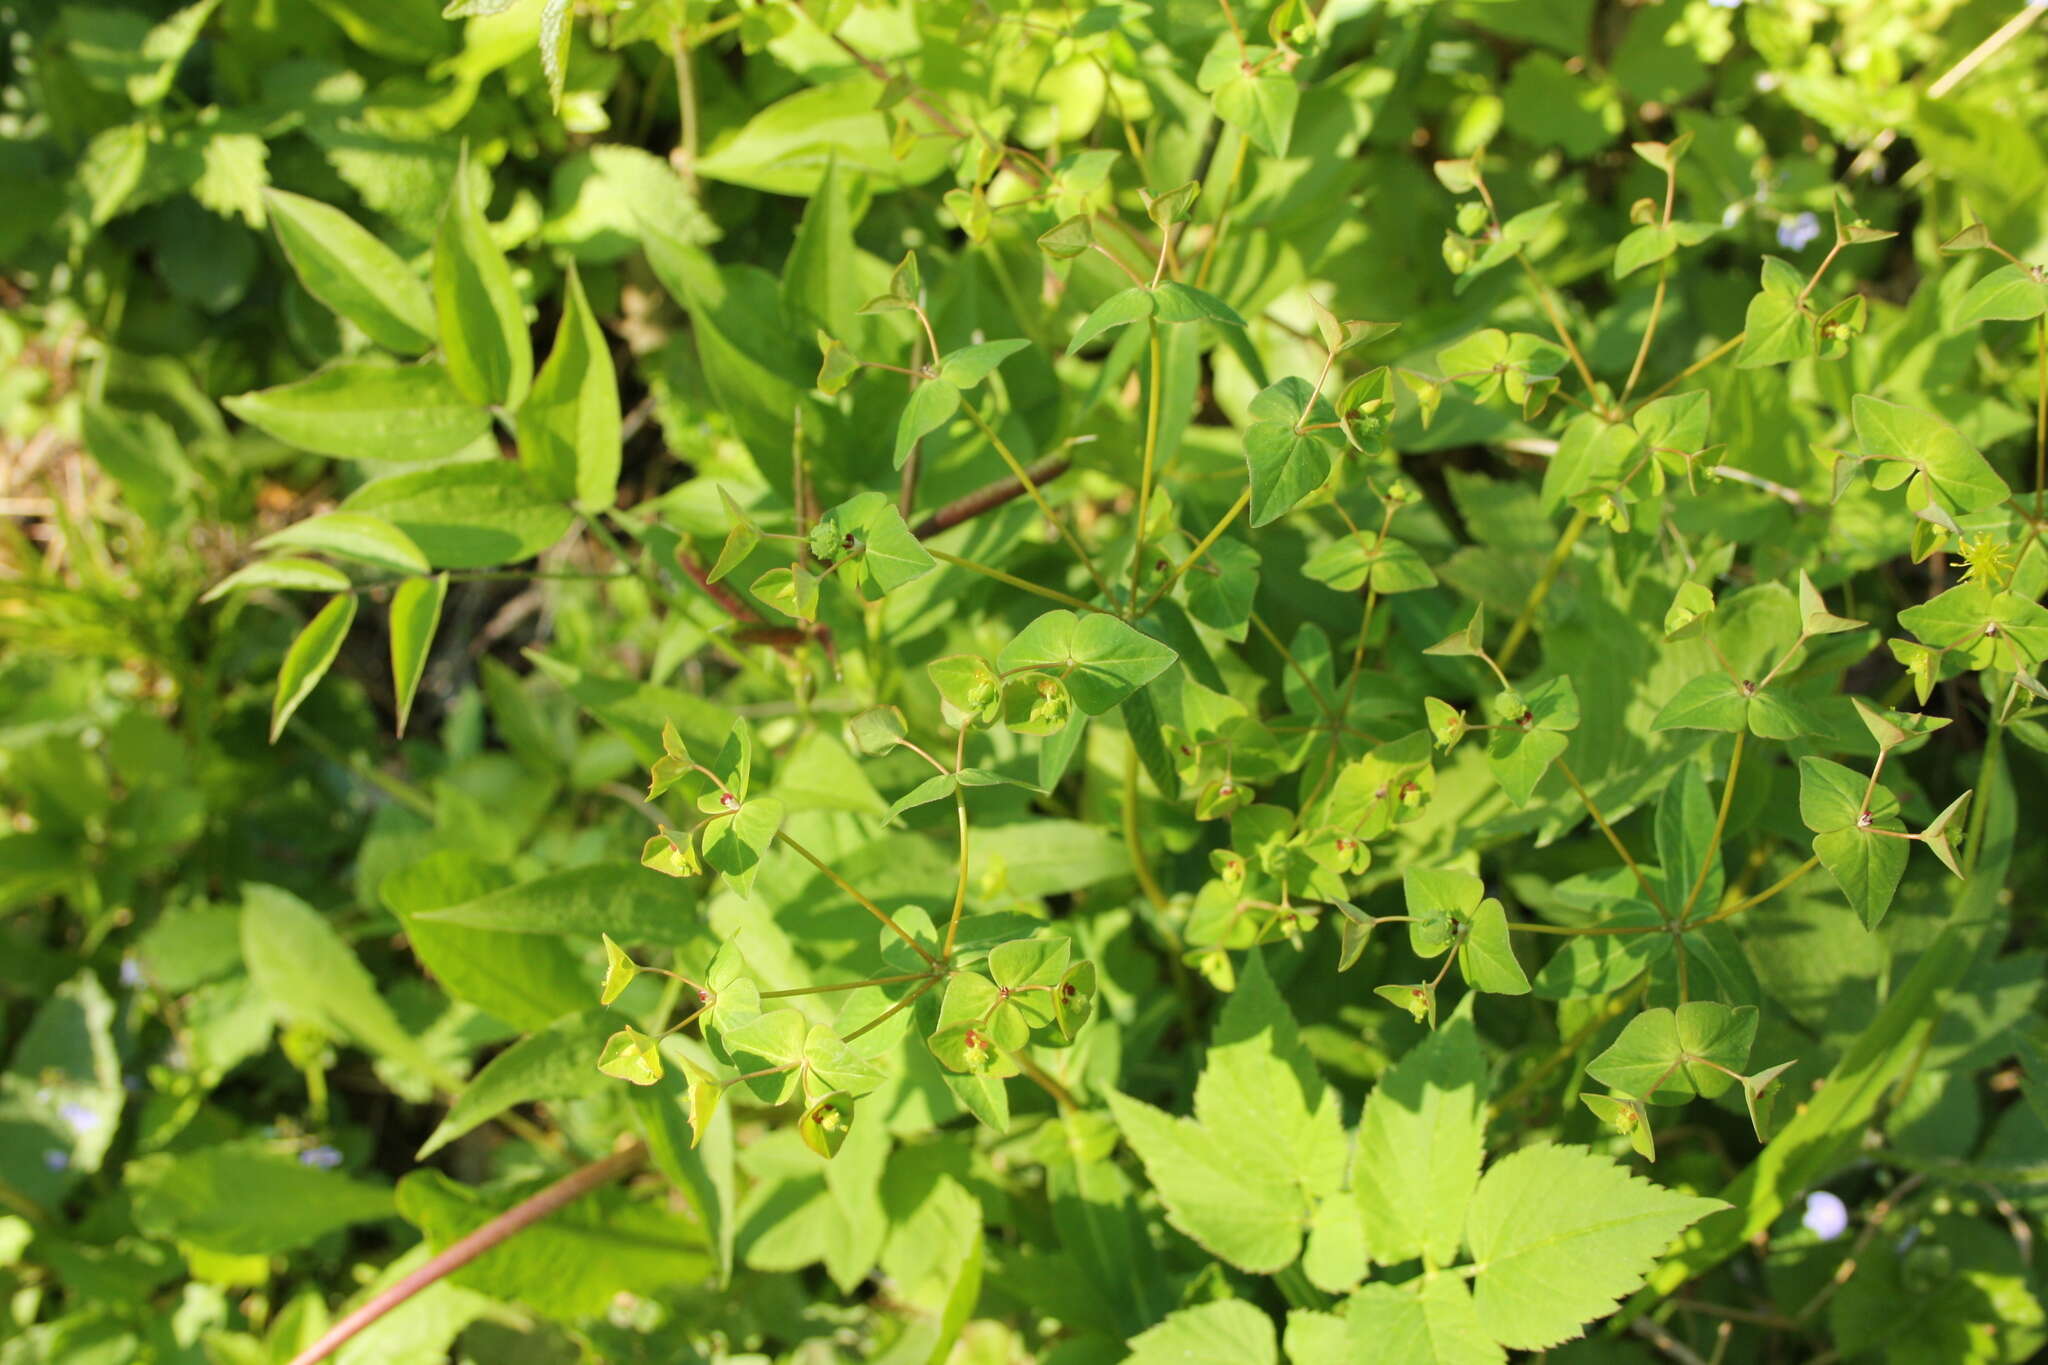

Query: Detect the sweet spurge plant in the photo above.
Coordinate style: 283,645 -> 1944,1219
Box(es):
5,1 -> 2048,1362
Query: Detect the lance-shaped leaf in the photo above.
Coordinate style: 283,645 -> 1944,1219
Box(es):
885,767 -> 1043,824
517,264 -> 620,509
1952,263 -> 2048,328
271,593 -> 357,742
257,513 -> 430,575
264,187 -> 435,353
388,572 -> 446,737
1068,285 -> 1154,352
1797,570 -> 1865,636
892,379 -> 960,469
996,611 -> 1177,715
433,160 -> 532,410
937,338 -> 1030,388
225,362 -> 491,464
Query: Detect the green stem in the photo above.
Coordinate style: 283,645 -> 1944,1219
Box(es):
1557,759 -> 1667,916
1681,731 -> 1744,922
1123,744 -> 1170,911
1129,321 -> 1165,614
760,972 -> 933,999
927,547 -> 1103,613
1515,251 -> 1599,398
1620,260 -> 1668,408
1137,488 -> 1249,617
1498,509 -> 1588,670
776,832 -> 938,965
1692,855 -> 1819,929
961,404 -> 1116,601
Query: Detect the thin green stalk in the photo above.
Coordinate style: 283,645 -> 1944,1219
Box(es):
961,404 -> 1116,601
1498,509 -> 1588,669
927,546 -> 1103,613
1620,260 -> 1668,407
1682,731 -> 1745,921
1251,610 -> 1336,717
1515,252 -> 1599,397
1692,855 -> 1819,928
777,832 -> 938,965
1557,758 -> 1667,916
1632,333 -> 1743,413
1128,322 -> 1165,613
1194,134 -> 1248,291
1137,488 -> 1249,616
1122,744 -> 1170,911
760,972 -> 933,999
844,974 -> 943,1045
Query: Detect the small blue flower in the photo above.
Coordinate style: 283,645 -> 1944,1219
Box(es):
300,1145 -> 343,1169
1803,1190 -> 1849,1241
43,1149 -> 70,1172
1709,0 -> 1742,7
120,956 -> 146,988
57,1102 -> 101,1136
1778,212 -> 1823,252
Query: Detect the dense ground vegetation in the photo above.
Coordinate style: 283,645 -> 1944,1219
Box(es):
5,0 -> 2048,1361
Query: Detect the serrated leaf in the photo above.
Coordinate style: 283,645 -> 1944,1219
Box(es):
1107,953 -> 1346,1273
1354,1002 -> 1486,1266
1464,1143 -> 1724,1350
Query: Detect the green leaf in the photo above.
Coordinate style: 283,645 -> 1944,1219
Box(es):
1798,756 -> 1908,927
516,264 -> 620,509
129,1142 -> 393,1257
1152,282 -> 1247,328
1653,672 -> 1748,733
1952,263 -> 2048,328
894,379 -> 961,469
1213,71 -> 1299,157
1309,1280 -> 1504,1365
1127,1299 -> 1277,1365
343,463 -> 575,569
1459,899 -> 1529,995
1302,532 -> 1437,595
380,852 -> 592,1032
1851,394 -> 2009,516
433,159 -> 533,409
1586,1003 -> 1757,1103
1068,286 -> 1154,352
815,491 -> 935,596
224,361 -> 490,464
1106,953 -> 1346,1273
418,1012 -> 614,1158
79,401 -> 196,530
937,339 -> 1030,388
1531,902 -> 1670,998
257,512 -> 430,575
389,573 -> 446,737
1354,1002 -> 1486,1267
395,1169 -> 709,1319
997,611 -> 1178,714
264,187 -> 435,353
201,557 -> 353,602
415,862 -> 695,941
597,1026 -> 664,1084
1464,1143 -> 1725,1350
240,884 -> 443,1084
700,797 -> 784,898
691,76 -> 951,196
1736,256 -> 1813,368
270,593 -> 356,743
1245,376 -> 1341,527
